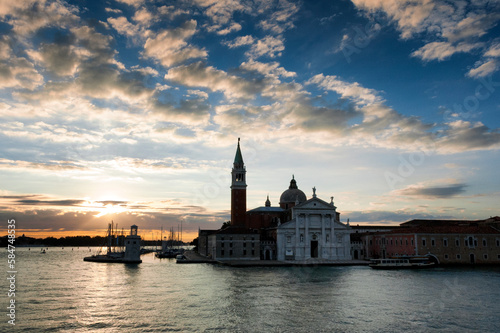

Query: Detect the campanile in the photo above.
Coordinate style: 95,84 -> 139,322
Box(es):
231,138 -> 247,226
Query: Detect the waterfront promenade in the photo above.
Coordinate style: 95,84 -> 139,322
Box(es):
180,250 -> 370,267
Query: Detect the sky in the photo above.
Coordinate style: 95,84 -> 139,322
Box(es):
1,0 -> 500,242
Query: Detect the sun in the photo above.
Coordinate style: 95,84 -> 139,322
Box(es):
80,194 -> 129,217
94,203 -> 127,217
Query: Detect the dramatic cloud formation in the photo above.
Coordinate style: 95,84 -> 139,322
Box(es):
0,0 -> 499,239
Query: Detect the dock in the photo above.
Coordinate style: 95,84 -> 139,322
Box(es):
178,251 -> 370,267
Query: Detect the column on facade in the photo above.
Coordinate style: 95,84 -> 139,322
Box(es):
330,214 -> 335,259
295,214 -> 300,253
321,214 -> 326,259
305,213 -> 309,259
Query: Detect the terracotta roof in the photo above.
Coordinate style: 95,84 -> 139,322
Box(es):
386,225 -> 500,235
214,226 -> 257,235
247,206 -> 284,213
400,216 -> 500,228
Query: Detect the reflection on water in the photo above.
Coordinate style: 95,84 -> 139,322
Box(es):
7,248 -> 500,332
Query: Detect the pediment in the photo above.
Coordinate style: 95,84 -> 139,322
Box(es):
294,197 -> 335,211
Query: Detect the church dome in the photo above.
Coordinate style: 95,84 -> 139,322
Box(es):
279,176 -> 306,205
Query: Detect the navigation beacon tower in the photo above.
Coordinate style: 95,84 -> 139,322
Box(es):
231,138 -> 247,226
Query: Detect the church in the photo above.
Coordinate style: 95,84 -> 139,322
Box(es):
198,139 -> 352,262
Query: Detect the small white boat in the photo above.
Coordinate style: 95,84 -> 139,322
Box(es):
369,257 -> 435,269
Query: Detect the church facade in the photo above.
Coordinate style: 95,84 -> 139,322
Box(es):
198,139 -> 352,262
276,192 -> 352,261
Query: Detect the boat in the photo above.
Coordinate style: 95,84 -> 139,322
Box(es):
369,256 -> 436,269
155,226 -> 184,259
41,249 -> 46,254
84,222 -> 142,264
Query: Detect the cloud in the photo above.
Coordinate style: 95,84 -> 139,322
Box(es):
0,55 -> 44,90
0,158 -> 86,172
307,73 -> 500,153
351,0 -> 500,75
467,59 -> 499,78
437,120 -> 500,152
247,35 -> 285,59
151,94 -> 211,125
217,22 -> 242,35
394,183 -> 468,199
115,0 -> 145,8
307,74 -> 383,106
225,35 -> 254,48
344,209 -> 456,224
107,16 -> 144,42
15,198 -> 86,206
411,41 -> 483,62
225,35 -> 284,59
258,0 -> 299,34
467,42 -> 500,78
165,61 -> 263,100
142,20 -> 207,67
3,0 -> 79,36
485,42 -> 500,58
239,60 -> 296,81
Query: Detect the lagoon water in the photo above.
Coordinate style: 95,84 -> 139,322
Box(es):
4,247 -> 500,332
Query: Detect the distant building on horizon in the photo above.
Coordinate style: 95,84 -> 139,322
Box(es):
356,217 -> 500,264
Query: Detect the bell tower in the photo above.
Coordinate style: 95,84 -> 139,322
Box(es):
231,138 -> 247,226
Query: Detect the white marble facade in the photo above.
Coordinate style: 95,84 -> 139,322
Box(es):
276,196 -> 351,261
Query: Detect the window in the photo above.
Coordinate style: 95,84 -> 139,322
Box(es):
443,239 -> 448,247
405,239 -> 408,246
465,239 -> 469,247
422,239 -> 426,247
300,234 -> 304,242
497,239 -> 500,247
431,239 -> 435,246
221,242 -> 224,248
391,239 -> 393,245
444,254 -> 449,259
243,250 -> 247,255
411,239 -> 414,246
229,250 -> 233,256
230,242 -> 233,248
483,254 -> 488,260
369,240 -> 372,245
474,239 -> 478,247
456,254 -> 461,260
221,237 -> 224,241
497,254 -> 500,260
456,239 -> 460,247
251,250 -> 255,256
287,236 -> 291,243
221,250 -> 225,256
483,239 -> 487,247
243,242 -> 246,247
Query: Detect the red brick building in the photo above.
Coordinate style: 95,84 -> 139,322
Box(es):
360,217 -> 500,264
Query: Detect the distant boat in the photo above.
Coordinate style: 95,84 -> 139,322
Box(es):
84,222 -> 142,264
40,249 -> 46,254
369,256 -> 435,269
155,226 -> 184,259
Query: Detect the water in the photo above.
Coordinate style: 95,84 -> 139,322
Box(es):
4,248 -> 500,332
